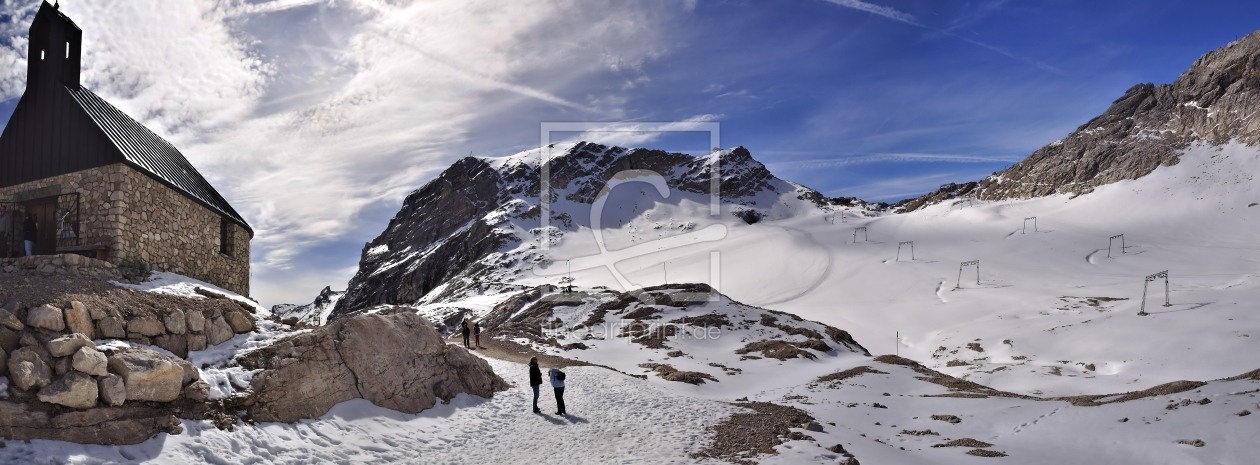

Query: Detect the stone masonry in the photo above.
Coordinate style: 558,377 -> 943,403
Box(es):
0,163 -> 250,295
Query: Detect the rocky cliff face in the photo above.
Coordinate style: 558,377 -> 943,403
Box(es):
897,29 -> 1260,210
330,143 -> 830,320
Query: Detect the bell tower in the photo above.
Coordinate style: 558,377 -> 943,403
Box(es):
26,1 -> 83,92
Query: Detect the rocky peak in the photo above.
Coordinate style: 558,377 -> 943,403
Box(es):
329,143 -> 822,321
899,28 -> 1260,209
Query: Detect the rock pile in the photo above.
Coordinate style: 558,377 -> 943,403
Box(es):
0,253 -> 120,278
0,298 -> 226,443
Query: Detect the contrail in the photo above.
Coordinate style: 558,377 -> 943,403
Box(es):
821,0 -> 1062,74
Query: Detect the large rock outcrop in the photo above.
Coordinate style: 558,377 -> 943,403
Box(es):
240,308 -> 509,423
896,28 -> 1260,210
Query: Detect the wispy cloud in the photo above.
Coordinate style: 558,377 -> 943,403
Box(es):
7,0 -> 681,306
820,0 -> 1062,74
767,152 -> 1021,170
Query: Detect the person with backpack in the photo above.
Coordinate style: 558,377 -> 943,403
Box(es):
528,357 -> 543,413
549,367 -> 566,416
474,322 -> 482,348
461,320 -> 471,349
23,213 -> 37,257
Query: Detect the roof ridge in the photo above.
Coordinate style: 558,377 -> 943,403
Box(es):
65,86 -> 252,236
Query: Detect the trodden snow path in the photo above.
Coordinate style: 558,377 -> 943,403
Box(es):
0,357 -> 736,465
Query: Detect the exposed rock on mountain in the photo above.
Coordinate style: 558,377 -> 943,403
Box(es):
331,143 -> 829,320
898,29 -> 1260,210
271,286 -> 345,326
239,308 -> 509,423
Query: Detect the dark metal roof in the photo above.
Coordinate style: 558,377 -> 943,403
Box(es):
66,86 -> 252,236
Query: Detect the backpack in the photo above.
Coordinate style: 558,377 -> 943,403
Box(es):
556,370 -> 566,381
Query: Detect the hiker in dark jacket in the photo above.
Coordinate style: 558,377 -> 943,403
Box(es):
528,357 -> 543,413
461,320 -> 471,349
549,367 -> 566,415
23,214 -> 36,257
474,322 -> 482,348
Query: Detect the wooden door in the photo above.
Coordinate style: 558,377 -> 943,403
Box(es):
26,202 -> 56,255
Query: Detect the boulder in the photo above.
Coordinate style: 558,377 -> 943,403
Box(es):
26,305 -> 65,331
223,310 -> 254,333
127,317 -> 165,337
0,306 -> 23,331
241,308 -> 509,423
154,334 -> 188,359
54,356 -> 71,376
37,372 -> 98,409
163,310 -> 186,335
206,316 -> 234,346
175,358 -> 200,386
187,334 -> 207,352
106,349 -> 185,402
183,380 -> 211,402
98,316 -> 126,339
63,303 -> 94,339
98,374 -> 126,406
0,327 -> 19,354
47,333 -> 95,357
71,346 -> 108,376
82,301 -> 108,320
185,310 -> 205,333
9,347 -> 52,391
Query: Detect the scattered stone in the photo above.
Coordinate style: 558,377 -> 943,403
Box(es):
53,356 -> 72,376
1176,439 -> 1206,447
163,310 -> 187,335
0,307 -> 23,331
187,334 -> 207,352
37,372 -> 98,409
98,374 -> 126,406
223,310 -> 254,333
966,448 -> 1008,457
1119,417 -> 1129,423
154,334 -> 189,359
932,414 -> 962,424
841,458 -> 860,465
127,317 -> 166,337
25,305 -> 65,331
804,421 -> 824,432
183,380 -> 211,402
933,438 -> 993,448
107,349 -> 185,402
827,444 -> 847,454
98,317 -> 126,339
175,358 -> 200,386
185,310 -> 205,333
901,429 -> 939,436
206,316 -> 234,346
47,333 -> 96,357
63,302 -> 94,339
8,346 -> 52,390
71,346 -> 108,376
1238,410 -> 1252,417
82,301 -> 107,320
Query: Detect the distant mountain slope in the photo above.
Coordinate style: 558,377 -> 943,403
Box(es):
896,28 -> 1260,211
329,143 -> 867,321
271,286 -> 344,326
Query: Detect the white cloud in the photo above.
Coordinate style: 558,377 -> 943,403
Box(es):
0,0 -> 680,305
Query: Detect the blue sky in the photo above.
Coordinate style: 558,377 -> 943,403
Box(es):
0,0 -> 1257,306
